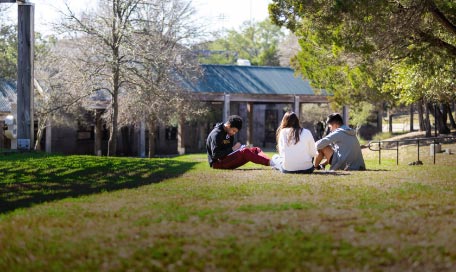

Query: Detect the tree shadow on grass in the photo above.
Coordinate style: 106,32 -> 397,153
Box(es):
0,153 -> 197,214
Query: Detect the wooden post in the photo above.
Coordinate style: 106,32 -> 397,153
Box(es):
247,102 -> 253,145
294,96 -> 300,115
45,118 -> 52,153
16,2 -> 34,150
177,117 -> 186,155
223,93 -> 230,122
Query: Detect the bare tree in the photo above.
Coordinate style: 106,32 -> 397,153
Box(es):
56,0 -> 205,156
278,33 -> 300,67
57,0 -> 143,156
119,0 -> 206,157
34,39 -> 96,150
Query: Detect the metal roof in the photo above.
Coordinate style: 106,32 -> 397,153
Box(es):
0,79 -> 16,113
184,64 -> 322,95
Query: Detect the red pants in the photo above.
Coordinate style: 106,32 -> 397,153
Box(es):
212,147 -> 270,169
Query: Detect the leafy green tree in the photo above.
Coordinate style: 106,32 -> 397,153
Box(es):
197,19 -> 284,66
0,23 -> 17,80
0,7 -> 57,81
270,0 -> 456,133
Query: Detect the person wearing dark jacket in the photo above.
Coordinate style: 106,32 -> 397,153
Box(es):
206,115 -> 271,169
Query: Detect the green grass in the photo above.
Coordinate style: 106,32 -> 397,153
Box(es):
1,144 -> 456,271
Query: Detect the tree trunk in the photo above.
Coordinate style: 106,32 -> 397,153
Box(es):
94,109 -> 103,156
424,101 -> 431,137
388,113 -> 393,134
108,88 -> 119,156
417,100 -> 425,131
376,105 -> 383,134
427,103 -> 450,134
409,104 -> 414,132
442,103 -> 448,125
444,103 -> 456,129
148,119 -> 156,158
34,117 -> 47,151
107,7 -> 120,156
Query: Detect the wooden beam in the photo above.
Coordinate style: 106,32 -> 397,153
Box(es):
294,96 -> 300,114
223,93 -> 230,121
194,92 -> 329,104
16,2 -> 34,150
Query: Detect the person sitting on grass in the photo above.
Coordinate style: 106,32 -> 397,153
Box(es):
206,115 -> 272,169
271,111 -> 316,174
314,113 -> 366,171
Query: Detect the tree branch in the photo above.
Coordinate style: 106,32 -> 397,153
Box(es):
426,0 -> 456,37
418,31 -> 456,57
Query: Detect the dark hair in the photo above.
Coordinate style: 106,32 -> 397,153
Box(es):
326,113 -> 344,125
227,115 -> 243,130
276,112 -> 301,150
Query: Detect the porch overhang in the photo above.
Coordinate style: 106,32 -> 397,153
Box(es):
194,92 -> 329,104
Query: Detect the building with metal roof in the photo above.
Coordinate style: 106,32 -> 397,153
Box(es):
183,64 -> 328,104
177,65 -> 329,153
1,65 -> 331,155
187,64 -> 317,95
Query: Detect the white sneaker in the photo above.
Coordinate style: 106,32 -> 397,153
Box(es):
269,159 -> 275,168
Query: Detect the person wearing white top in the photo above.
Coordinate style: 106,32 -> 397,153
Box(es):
271,112 -> 316,173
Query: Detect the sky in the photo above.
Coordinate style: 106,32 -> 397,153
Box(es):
2,0 -> 272,35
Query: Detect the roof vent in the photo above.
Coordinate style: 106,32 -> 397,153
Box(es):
236,59 -> 251,66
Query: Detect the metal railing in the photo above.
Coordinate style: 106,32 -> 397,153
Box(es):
367,136 -> 456,165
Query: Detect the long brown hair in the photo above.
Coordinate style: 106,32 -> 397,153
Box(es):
276,112 -> 302,150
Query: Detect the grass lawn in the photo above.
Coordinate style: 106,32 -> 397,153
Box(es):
1,143 -> 456,271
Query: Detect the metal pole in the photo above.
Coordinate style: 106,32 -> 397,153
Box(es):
417,140 -> 420,162
396,141 -> 399,165
434,104 -> 437,137
433,138 -> 436,164
378,141 -> 381,164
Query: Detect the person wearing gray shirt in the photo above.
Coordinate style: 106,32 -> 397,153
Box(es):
314,113 -> 366,171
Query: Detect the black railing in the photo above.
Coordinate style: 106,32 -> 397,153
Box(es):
367,136 -> 456,165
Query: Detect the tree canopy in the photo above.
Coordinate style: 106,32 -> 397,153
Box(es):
269,0 -> 456,133
196,19 -> 285,66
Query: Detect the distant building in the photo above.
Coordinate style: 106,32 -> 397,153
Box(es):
0,80 -> 17,149
1,65 -> 330,155
178,64 -> 329,153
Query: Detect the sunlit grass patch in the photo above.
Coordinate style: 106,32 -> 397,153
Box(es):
0,146 -> 456,271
